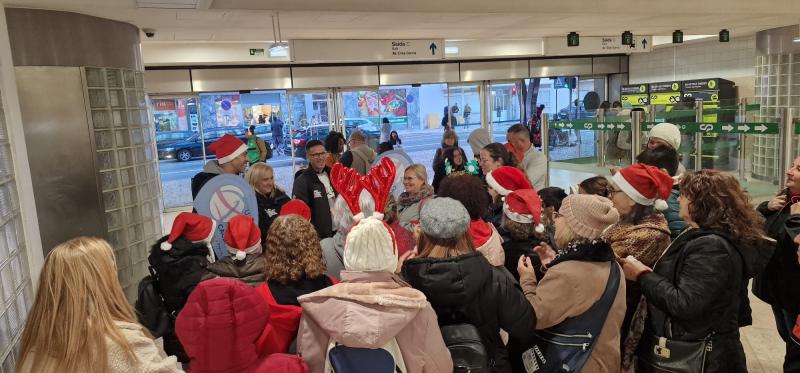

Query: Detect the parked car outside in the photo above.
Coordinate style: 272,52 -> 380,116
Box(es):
291,120 -> 381,159
157,126 -> 271,162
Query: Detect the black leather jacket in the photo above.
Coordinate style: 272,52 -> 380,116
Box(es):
641,229 -> 744,340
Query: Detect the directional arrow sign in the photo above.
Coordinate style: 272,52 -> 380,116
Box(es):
653,122 -> 779,134
598,124 -> 605,129
429,43 -> 438,55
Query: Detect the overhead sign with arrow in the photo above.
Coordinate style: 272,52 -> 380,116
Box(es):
544,35 -> 652,56
643,121 -> 779,134
291,39 -> 445,62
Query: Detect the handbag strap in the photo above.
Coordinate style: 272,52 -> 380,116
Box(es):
549,261 -> 620,337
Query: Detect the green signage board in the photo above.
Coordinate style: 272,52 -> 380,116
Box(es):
621,94 -> 649,106
794,121 -> 800,134
649,81 -> 682,93
621,84 -> 648,95
551,120 -> 631,131
643,121 -> 779,134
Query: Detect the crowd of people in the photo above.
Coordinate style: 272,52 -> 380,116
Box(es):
13,119 -> 800,373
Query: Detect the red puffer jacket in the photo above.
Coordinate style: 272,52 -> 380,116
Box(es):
176,278 -> 308,373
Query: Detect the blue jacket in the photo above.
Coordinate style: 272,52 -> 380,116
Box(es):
665,186 -> 687,239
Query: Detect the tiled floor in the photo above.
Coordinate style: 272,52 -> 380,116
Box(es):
162,167 -> 787,372
744,292 -> 785,372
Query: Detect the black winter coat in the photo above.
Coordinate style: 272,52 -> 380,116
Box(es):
148,236 -> 211,362
501,234 -> 544,282
638,229 -> 762,373
754,200 -> 800,314
256,190 -> 290,242
402,252 -> 536,373
291,166 -> 336,239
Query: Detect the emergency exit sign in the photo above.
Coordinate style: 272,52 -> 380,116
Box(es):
249,48 -> 265,56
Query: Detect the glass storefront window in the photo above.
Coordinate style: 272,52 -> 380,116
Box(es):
489,81 -> 522,142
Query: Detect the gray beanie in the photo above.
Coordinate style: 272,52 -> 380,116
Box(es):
420,197 -> 470,239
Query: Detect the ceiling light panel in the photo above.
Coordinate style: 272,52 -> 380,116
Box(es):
137,0 -> 198,9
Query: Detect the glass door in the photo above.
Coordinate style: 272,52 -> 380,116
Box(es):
149,95 -> 204,209
287,89 -> 334,173
447,83 -> 483,159
487,80 -> 523,143
335,87 -> 381,149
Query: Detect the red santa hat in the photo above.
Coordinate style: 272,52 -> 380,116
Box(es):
208,134 -> 247,164
161,212 -> 215,251
486,166 -> 532,197
223,214 -> 262,261
503,189 -> 545,233
611,164 -> 673,211
279,199 -> 311,221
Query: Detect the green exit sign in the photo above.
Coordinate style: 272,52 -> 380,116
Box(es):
249,48 -> 265,56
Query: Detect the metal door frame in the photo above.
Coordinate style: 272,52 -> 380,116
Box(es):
285,89 -> 335,172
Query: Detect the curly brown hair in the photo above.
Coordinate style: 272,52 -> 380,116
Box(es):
264,216 -> 327,284
679,170 -> 765,244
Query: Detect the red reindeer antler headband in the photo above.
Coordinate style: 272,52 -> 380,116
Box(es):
330,162 -> 365,218
330,157 -> 396,221
361,157 -> 396,218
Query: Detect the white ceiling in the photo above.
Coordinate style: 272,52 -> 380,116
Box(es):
4,0 -> 800,42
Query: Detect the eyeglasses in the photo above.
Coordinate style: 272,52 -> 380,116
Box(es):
308,152 -> 328,159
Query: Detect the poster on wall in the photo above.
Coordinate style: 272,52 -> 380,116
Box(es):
357,91 -> 381,117
381,89 -> 408,126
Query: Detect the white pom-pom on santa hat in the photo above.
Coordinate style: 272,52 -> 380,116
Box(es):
160,241 -> 172,251
224,215 -> 262,261
235,250 -> 247,261
654,199 -> 669,211
535,224 -> 545,234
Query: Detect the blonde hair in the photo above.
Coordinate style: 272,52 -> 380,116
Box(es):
246,162 -> 283,198
17,237 -> 140,373
555,223 -> 583,249
405,164 -> 429,184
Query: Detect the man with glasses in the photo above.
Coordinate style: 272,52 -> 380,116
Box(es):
292,139 -> 337,238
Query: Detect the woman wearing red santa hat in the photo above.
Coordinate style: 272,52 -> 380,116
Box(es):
500,189 -> 548,281
484,165 -> 533,229
599,163 -> 672,359
203,214 -> 266,287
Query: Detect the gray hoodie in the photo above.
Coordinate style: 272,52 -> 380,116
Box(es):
320,231 -> 345,280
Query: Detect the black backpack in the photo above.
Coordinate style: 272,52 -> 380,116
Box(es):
134,268 -> 173,338
441,323 -> 489,372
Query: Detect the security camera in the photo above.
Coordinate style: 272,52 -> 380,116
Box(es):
143,28 -> 155,38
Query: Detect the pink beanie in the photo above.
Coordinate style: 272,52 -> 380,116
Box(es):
559,194 -> 620,240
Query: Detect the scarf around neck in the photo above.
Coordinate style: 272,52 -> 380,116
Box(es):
398,184 -> 434,208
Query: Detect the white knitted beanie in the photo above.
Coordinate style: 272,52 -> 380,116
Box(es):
343,217 -> 398,273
